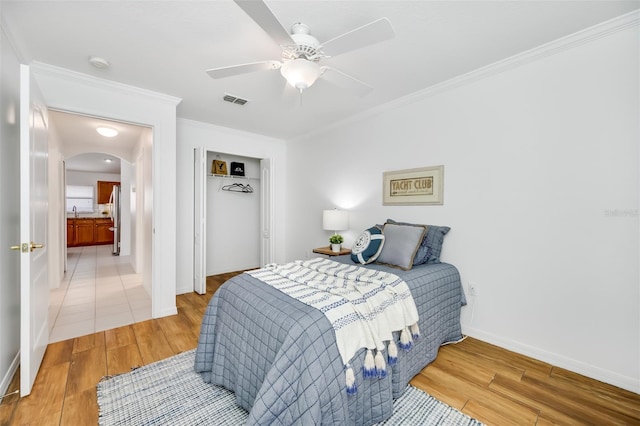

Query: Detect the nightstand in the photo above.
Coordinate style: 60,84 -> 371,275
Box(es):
312,246 -> 351,257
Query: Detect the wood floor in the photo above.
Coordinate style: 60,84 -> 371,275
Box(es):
1,271 -> 638,425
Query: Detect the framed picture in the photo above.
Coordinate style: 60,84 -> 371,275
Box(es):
382,165 -> 444,206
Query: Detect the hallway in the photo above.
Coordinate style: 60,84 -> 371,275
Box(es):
49,245 -> 152,343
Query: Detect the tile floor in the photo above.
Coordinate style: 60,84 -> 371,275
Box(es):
49,245 -> 152,343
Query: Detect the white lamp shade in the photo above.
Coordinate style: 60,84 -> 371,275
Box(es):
281,59 -> 321,91
323,209 -> 349,232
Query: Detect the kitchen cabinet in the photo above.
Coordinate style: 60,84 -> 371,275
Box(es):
94,218 -> 115,244
75,219 -> 95,246
97,180 -> 120,205
67,217 -> 114,247
66,220 -> 74,246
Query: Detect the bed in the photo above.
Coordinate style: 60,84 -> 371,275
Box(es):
194,253 -> 466,425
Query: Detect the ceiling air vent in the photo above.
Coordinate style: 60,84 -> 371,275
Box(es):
223,94 -> 248,105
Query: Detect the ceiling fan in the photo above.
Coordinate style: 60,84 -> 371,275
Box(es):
206,0 -> 395,97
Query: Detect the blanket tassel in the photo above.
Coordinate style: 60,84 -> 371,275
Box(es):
411,322 -> 421,340
345,366 -> 357,395
363,350 -> 376,378
387,340 -> 398,366
399,327 -> 413,351
375,349 -> 387,378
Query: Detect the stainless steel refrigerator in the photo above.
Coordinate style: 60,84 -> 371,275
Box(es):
108,184 -> 121,255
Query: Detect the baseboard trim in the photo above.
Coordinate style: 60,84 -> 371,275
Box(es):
152,306 -> 178,319
176,284 -> 192,295
0,352 -> 19,404
461,325 -> 640,394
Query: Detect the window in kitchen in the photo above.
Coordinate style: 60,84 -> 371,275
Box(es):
66,185 -> 94,213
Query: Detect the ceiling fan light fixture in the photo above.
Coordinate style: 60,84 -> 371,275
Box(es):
280,59 -> 320,92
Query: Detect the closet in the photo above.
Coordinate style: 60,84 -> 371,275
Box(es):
205,151 -> 261,276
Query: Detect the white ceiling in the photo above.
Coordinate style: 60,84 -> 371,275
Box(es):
3,1 -> 639,142
65,152 -> 121,174
49,110 -> 147,174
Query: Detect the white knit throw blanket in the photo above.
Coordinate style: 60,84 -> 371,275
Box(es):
247,258 -> 419,393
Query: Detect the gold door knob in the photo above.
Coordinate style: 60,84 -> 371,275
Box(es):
29,242 -> 44,252
10,243 -> 28,252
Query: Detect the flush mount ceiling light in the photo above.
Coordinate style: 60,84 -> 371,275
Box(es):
88,56 -> 110,69
280,58 -> 321,93
104,158 -> 113,163
96,127 -> 118,137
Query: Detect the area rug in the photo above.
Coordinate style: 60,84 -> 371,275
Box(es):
97,350 -> 483,426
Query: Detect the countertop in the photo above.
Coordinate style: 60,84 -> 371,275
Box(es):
66,213 -> 112,219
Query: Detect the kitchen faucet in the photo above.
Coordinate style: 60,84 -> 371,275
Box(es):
72,205 -> 78,218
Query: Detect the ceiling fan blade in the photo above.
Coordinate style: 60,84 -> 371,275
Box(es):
321,17 -> 395,57
206,61 -> 281,79
320,67 -> 373,97
234,0 -> 295,47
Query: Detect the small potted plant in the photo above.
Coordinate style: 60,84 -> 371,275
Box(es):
329,234 -> 344,253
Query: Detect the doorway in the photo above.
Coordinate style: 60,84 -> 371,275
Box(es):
194,149 -> 273,294
48,110 -> 153,342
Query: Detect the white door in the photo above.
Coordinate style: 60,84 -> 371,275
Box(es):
18,65 -> 49,397
193,148 -> 206,294
260,158 -> 274,266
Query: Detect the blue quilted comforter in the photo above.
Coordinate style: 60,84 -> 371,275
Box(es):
194,257 -> 465,425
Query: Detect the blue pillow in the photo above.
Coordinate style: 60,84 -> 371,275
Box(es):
386,219 -> 450,264
351,227 -> 385,264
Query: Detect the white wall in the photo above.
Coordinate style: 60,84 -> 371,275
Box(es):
175,118 -> 286,294
47,125 -> 64,288
285,21 -> 639,392
66,170 -> 120,187
127,128 -> 151,275
118,160 -> 132,256
32,63 -> 181,319
206,152 -> 261,275
0,23 -> 22,400
140,129 -> 153,293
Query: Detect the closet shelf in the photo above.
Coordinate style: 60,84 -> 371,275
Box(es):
208,174 -> 259,181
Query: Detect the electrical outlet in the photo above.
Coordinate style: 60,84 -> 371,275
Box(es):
468,281 -> 478,297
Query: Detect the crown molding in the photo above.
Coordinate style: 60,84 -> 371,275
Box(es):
30,61 -> 182,106
295,9 -> 640,142
0,15 -> 27,65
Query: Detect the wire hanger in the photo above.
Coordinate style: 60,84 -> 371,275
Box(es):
221,182 -> 253,193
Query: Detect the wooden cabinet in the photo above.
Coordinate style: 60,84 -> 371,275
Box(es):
67,218 -> 114,247
97,181 -> 120,205
94,218 -> 115,244
66,220 -> 74,246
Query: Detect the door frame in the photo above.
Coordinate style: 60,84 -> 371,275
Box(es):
31,62 -> 181,319
193,150 -> 274,288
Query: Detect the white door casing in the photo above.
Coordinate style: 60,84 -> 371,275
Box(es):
193,147 -> 206,294
260,158 -> 274,266
19,64 -> 49,397
192,153 -> 274,292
